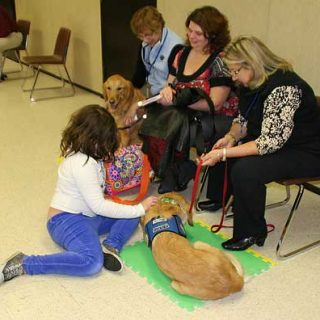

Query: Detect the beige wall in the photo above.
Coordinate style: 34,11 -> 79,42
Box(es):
15,0 -> 103,93
14,0 -> 320,94
158,0 -> 320,94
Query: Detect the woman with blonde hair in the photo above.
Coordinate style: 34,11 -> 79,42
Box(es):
200,35 -> 320,250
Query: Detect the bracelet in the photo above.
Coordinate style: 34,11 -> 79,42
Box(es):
225,132 -> 237,144
222,148 -> 227,162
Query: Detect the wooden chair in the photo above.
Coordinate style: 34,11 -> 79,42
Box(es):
1,19 -> 33,79
22,27 -> 75,101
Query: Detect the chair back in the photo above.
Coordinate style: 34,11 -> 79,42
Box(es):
16,19 -> 31,50
53,27 -> 71,63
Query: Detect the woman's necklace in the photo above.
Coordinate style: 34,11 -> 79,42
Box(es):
240,92 -> 260,138
143,28 -> 168,96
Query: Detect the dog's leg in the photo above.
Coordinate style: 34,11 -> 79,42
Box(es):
172,280 -> 212,300
171,280 -> 194,296
119,130 -> 130,147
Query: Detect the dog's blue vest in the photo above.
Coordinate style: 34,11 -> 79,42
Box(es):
145,215 -> 186,248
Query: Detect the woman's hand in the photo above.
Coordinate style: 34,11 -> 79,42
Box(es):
159,86 -> 175,106
124,102 -> 138,126
200,149 -> 223,166
141,196 -> 158,211
213,135 -> 235,150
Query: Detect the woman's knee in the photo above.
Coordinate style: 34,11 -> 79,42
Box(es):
231,157 -> 263,185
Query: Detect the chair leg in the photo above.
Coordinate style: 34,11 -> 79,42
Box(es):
276,184 -> 320,259
195,166 -> 233,217
2,50 -> 34,79
22,64 -> 75,101
266,185 -> 291,210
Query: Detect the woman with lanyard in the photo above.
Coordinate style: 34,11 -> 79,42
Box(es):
130,6 -> 182,98
200,35 -> 320,251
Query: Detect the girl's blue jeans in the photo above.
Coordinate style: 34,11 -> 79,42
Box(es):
22,212 -> 139,277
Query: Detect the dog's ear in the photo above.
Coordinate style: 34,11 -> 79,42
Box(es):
102,81 -> 108,102
124,79 -> 134,101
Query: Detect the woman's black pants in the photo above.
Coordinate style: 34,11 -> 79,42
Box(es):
206,147 -> 320,239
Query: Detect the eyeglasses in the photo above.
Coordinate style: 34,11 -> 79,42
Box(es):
229,67 -> 243,77
137,31 -> 155,41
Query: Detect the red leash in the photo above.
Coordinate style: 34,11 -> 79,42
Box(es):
210,161 -> 233,233
190,160 -> 275,234
188,159 -> 203,216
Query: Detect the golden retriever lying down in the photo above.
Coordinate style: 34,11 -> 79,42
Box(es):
103,74 -> 145,147
140,192 -> 244,300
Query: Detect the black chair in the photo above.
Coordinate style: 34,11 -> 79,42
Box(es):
22,27 -> 75,101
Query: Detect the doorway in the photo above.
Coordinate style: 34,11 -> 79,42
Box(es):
100,0 -> 156,82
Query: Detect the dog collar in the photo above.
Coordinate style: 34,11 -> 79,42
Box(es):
145,215 -> 186,248
160,197 -> 178,205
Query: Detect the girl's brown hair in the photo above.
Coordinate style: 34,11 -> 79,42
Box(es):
60,105 -> 119,161
185,6 -> 230,53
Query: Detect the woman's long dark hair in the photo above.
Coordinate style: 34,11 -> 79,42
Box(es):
60,105 -> 119,161
185,6 -> 230,53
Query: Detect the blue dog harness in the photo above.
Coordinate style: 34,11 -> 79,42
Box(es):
145,215 -> 186,248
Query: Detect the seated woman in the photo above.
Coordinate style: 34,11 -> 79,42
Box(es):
0,5 -> 23,80
138,6 -> 238,193
201,35 -> 320,251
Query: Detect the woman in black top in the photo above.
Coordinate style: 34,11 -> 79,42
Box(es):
201,35 -> 320,251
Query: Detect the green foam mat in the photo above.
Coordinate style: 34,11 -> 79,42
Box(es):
121,220 -> 276,311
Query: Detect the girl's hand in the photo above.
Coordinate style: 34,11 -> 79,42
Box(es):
159,86 -> 174,106
141,196 -> 158,211
200,149 -> 223,166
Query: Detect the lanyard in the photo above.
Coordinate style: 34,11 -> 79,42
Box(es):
239,92 -> 259,137
143,28 -> 168,79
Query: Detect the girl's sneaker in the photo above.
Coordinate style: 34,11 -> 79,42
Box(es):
102,245 -> 123,272
0,252 -> 25,284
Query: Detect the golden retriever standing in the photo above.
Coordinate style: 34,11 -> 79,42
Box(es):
140,192 -> 244,300
103,74 -> 145,147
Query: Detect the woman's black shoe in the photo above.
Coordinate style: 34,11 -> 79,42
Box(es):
221,236 -> 266,251
197,200 -> 222,212
158,167 -> 177,194
174,160 -> 196,192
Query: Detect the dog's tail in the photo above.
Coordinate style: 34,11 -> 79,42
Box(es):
224,252 -> 244,278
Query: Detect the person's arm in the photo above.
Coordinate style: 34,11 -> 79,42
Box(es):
201,85 -> 301,166
74,158 -> 146,218
186,86 -> 231,111
158,45 -> 183,106
131,44 -> 147,89
187,56 -> 234,112
255,86 -> 300,154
